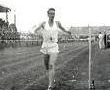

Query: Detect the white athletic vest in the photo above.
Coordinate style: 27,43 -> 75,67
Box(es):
41,21 -> 59,43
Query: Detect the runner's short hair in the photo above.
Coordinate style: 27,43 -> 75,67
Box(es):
47,8 -> 55,14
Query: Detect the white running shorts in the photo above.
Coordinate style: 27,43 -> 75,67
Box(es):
40,42 -> 59,54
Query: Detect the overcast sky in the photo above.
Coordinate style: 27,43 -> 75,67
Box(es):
0,0 -> 110,32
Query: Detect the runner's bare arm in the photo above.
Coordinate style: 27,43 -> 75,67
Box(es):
34,22 -> 45,33
57,21 -> 71,35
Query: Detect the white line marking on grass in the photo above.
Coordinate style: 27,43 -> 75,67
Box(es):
0,53 -> 42,69
0,43 -> 86,80
0,43 -> 84,70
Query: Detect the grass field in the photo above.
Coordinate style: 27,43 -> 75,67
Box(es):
0,42 -> 110,90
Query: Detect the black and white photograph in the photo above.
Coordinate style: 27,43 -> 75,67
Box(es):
0,0 -> 110,90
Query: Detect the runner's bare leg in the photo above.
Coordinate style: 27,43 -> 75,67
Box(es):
48,53 -> 58,89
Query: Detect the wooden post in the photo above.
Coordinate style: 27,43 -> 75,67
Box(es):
88,24 -> 91,89
14,10 -> 16,26
6,9 -> 9,23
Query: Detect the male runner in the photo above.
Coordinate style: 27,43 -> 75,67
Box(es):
34,8 -> 71,90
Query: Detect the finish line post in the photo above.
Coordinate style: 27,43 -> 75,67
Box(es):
88,25 -> 91,89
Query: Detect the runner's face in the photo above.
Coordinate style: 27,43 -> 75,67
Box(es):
48,10 -> 55,19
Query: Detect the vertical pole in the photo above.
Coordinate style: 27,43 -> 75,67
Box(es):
88,24 -> 91,89
105,25 -> 107,48
6,10 -> 8,23
6,9 -> 9,28
14,10 -> 16,26
103,24 -> 107,48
